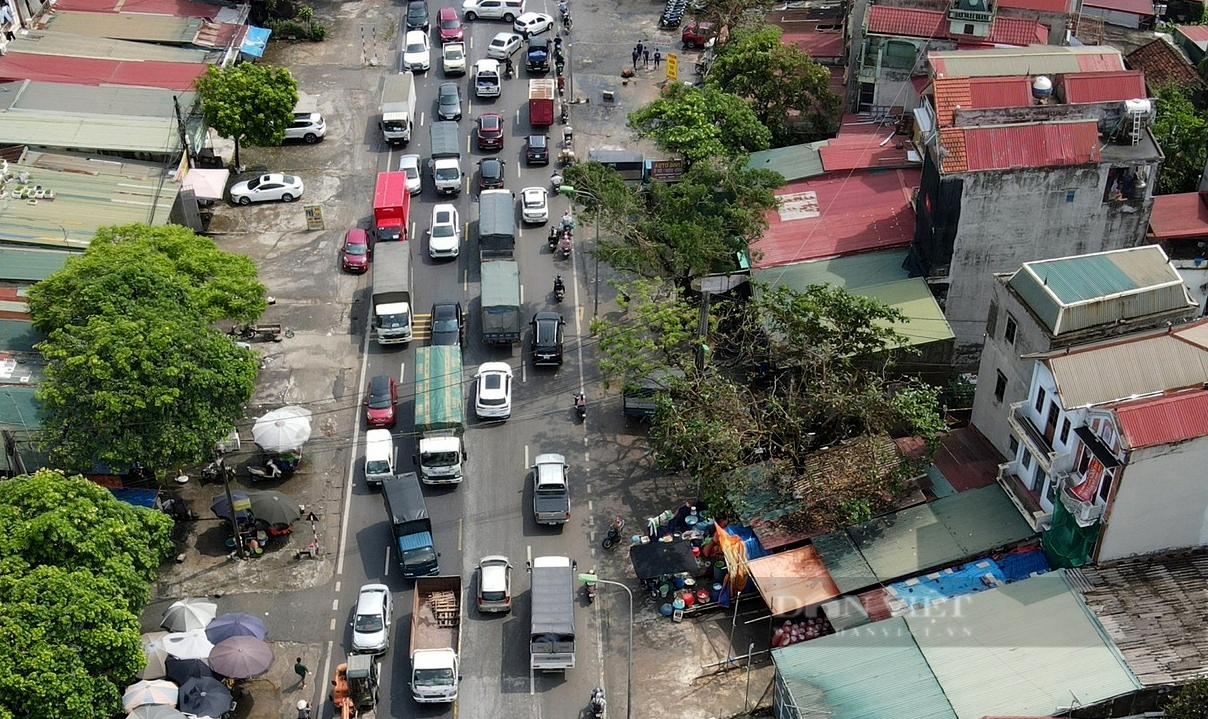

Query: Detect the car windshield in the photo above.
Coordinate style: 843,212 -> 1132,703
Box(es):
368,392 -> 391,409
345,242 -> 368,256
365,459 -> 390,474
434,317 -> 458,332
435,167 -> 460,180
481,587 -> 506,601
354,612 -> 383,633
446,46 -> 463,58
524,195 -> 543,208
484,163 -> 500,177
441,17 -> 458,28
423,449 -> 459,467
407,41 -> 425,52
432,223 -> 455,237
402,545 -> 437,567
403,165 -> 419,180
413,668 -> 455,687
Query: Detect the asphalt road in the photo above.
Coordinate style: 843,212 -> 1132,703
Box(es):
330,6 -> 605,718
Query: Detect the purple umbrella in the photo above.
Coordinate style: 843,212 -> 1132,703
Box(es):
207,636 -> 273,679
205,612 -> 268,644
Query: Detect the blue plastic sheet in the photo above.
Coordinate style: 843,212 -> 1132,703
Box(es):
110,487 -> 157,508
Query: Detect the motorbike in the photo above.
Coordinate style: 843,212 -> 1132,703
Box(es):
589,687 -> 606,719
554,276 -> 566,302
559,232 -> 572,259
201,457 -> 226,484
562,12 -> 573,31
548,227 -> 559,250
574,392 -> 586,420
560,103 -> 569,124
557,74 -> 566,95
550,172 -> 563,192
504,58 -> 515,79
583,567 -> 597,603
601,515 -> 626,549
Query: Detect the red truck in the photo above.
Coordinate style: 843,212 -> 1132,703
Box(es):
528,79 -> 555,127
373,171 -> 411,242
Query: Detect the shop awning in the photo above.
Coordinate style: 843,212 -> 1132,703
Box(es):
629,538 -> 701,581
182,168 -> 229,200
748,545 -> 841,615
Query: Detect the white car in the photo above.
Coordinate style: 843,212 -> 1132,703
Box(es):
399,154 -> 422,195
229,173 -> 304,205
351,583 -> 393,654
403,30 -> 431,71
429,203 -> 461,259
442,41 -> 467,75
474,362 -> 513,419
486,31 -> 523,59
520,186 -> 548,224
512,11 -> 553,36
477,555 -> 513,613
284,112 -> 326,143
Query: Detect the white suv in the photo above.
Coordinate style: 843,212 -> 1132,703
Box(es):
284,112 -> 326,144
462,0 -> 524,21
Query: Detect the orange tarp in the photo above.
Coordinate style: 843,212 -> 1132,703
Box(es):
747,545 -> 841,615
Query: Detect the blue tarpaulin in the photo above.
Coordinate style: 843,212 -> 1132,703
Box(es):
884,548 -> 1051,611
241,26 -> 271,57
110,487 -> 157,508
717,524 -> 769,606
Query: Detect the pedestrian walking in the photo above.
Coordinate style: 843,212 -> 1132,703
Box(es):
643,49 -> 650,68
636,41 -> 644,57
632,47 -> 640,69
654,49 -> 662,68
294,657 -> 309,689
297,700 -> 312,719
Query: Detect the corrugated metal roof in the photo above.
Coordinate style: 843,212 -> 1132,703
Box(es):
818,134 -> 917,172
1126,39 -> 1204,91
1148,191 -> 1208,240
1008,246 -> 1194,334
1178,24 -> 1208,42
748,545 -> 841,614
1083,0 -> 1153,15
1060,70 -> 1147,103
998,0 -> 1073,11
0,318 -> 43,353
0,53 -> 203,90
932,76 -> 1033,127
1076,549 -> 1208,686
1112,388 -> 1208,449
0,247 -> 74,282
5,29 -> 209,62
904,572 -> 1141,719
845,484 -> 1036,582
866,6 -> 1047,46
811,530 -> 879,594
45,10 -> 204,44
942,121 -> 1100,173
861,279 -> 956,343
754,248 -> 911,288
1043,319 -> 1208,408
746,142 -> 827,182
0,112 -> 185,154
929,46 -> 1125,79
753,169 -> 919,268
53,0 -> 222,17
772,616 -> 959,719
0,384 -> 44,429
782,28 -> 845,59
0,79 -> 199,119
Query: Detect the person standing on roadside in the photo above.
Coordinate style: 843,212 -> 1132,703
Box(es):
654,49 -> 662,68
632,46 -> 640,69
643,48 -> 650,68
294,657 -> 309,689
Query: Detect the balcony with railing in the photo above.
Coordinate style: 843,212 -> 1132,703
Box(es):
1058,472 -> 1105,527
997,463 -> 1052,531
1007,401 -> 1068,473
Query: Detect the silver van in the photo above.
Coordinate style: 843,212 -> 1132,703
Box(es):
364,429 -> 395,485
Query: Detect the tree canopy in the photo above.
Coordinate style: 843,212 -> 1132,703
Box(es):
1151,80 -> 1207,195
628,82 -> 771,165
1165,677 -> 1208,719
194,62 -> 298,167
29,223 -> 261,472
0,469 -> 173,719
707,25 -> 841,145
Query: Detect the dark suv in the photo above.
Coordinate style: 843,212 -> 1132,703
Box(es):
526,37 -> 551,72
406,0 -> 430,31
530,311 -> 565,366
525,134 -> 549,165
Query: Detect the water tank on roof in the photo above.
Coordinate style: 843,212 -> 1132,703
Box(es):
1031,76 -> 1052,99
1124,98 -> 1152,116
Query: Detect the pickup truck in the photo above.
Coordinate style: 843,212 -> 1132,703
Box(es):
532,453 -> 570,525
410,575 -> 462,703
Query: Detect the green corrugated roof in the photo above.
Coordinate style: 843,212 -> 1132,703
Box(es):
0,319 -> 43,353
746,141 -> 827,182
6,29 -> 208,62
845,484 -> 1035,582
811,530 -> 878,595
0,247 -> 74,282
0,113 -> 192,155
861,280 -> 956,344
0,385 -> 44,430
772,617 -> 958,719
47,11 -> 204,44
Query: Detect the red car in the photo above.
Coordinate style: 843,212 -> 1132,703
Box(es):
438,7 -> 464,42
341,228 -> 371,273
364,374 -> 398,427
476,113 -> 504,150
681,21 -> 715,49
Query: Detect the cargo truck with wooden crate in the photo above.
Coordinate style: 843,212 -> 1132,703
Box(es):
528,79 -> 555,126
409,575 -> 462,703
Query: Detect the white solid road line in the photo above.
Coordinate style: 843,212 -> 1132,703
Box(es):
335,301 -> 373,578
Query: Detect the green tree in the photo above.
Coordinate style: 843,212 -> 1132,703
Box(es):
1165,677 -> 1208,719
195,62 -> 298,167
707,25 -> 840,145
591,278 -> 702,382
28,223 -> 266,333
1151,81 -> 1208,194
693,0 -> 777,36
628,82 -> 771,166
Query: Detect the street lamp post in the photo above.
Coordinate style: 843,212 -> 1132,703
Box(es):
578,573 -> 633,719
559,185 -> 602,317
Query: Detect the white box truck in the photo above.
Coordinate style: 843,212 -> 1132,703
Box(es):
429,121 -> 463,196
380,73 -> 419,146
372,243 -> 413,345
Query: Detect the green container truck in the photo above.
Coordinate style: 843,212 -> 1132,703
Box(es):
414,346 -> 466,485
480,261 -> 521,345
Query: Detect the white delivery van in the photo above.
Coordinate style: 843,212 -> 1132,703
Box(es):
365,429 -> 396,485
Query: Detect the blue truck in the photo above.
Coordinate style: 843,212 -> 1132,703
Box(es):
383,472 -> 439,577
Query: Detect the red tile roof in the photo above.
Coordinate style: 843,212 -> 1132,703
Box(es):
782,28 -> 845,59
1126,39 -> 1204,89
1148,192 -> 1208,240
1059,70 -> 1147,102
0,53 -> 203,90
1114,388 -> 1208,449
940,120 -> 1101,172
819,134 -> 917,172
932,75 -> 1034,126
865,6 -> 1048,46
752,169 -> 921,268
998,0 -> 1073,12
1083,0 -> 1154,15
52,0 -> 219,15
1177,24 -> 1208,42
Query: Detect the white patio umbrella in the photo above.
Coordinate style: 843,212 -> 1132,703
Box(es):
122,679 -> 178,712
162,629 -> 214,661
251,406 -> 313,452
160,598 -> 218,632
128,706 -> 187,719
138,631 -> 170,680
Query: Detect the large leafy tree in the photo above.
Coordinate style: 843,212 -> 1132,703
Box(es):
1166,678 -> 1208,719
628,82 -> 771,166
194,62 -> 298,167
29,223 -> 262,472
707,25 -> 840,145
0,469 -> 173,719
693,0 -> 777,36
1151,80 -> 1207,195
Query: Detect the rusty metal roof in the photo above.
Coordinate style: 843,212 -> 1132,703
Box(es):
1059,70 -> 1147,103
866,5 -> 1047,46
939,121 -> 1100,173
932,76 -> 1034,127
1112,388 -> 1208,449
1149,192 -> 1208,240
929,46 -> 1125,79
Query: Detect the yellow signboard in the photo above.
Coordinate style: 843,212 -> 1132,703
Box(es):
666,52 -> 678,82
304,204 -> 324,231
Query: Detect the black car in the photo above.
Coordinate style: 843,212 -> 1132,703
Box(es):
525,134 -> 549,165
479,158 -> 506,189
431,300 -> 464,346
437,82 -> 462,121
530,311 -> 565,365
525,36 -> 550,72
406,0 -> 429,31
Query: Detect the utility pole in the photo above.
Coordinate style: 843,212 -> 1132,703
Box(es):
696,289 -> 711,370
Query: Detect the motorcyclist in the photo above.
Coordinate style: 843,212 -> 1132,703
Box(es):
554,275 -> 565,295
548,226 -> 559,248
550,171 -> 563,191
559,210 -> 575,232
504,57 -> 515,78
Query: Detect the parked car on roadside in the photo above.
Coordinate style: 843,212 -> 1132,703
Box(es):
229,173 -> 304,205
341,228 -> 371,273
